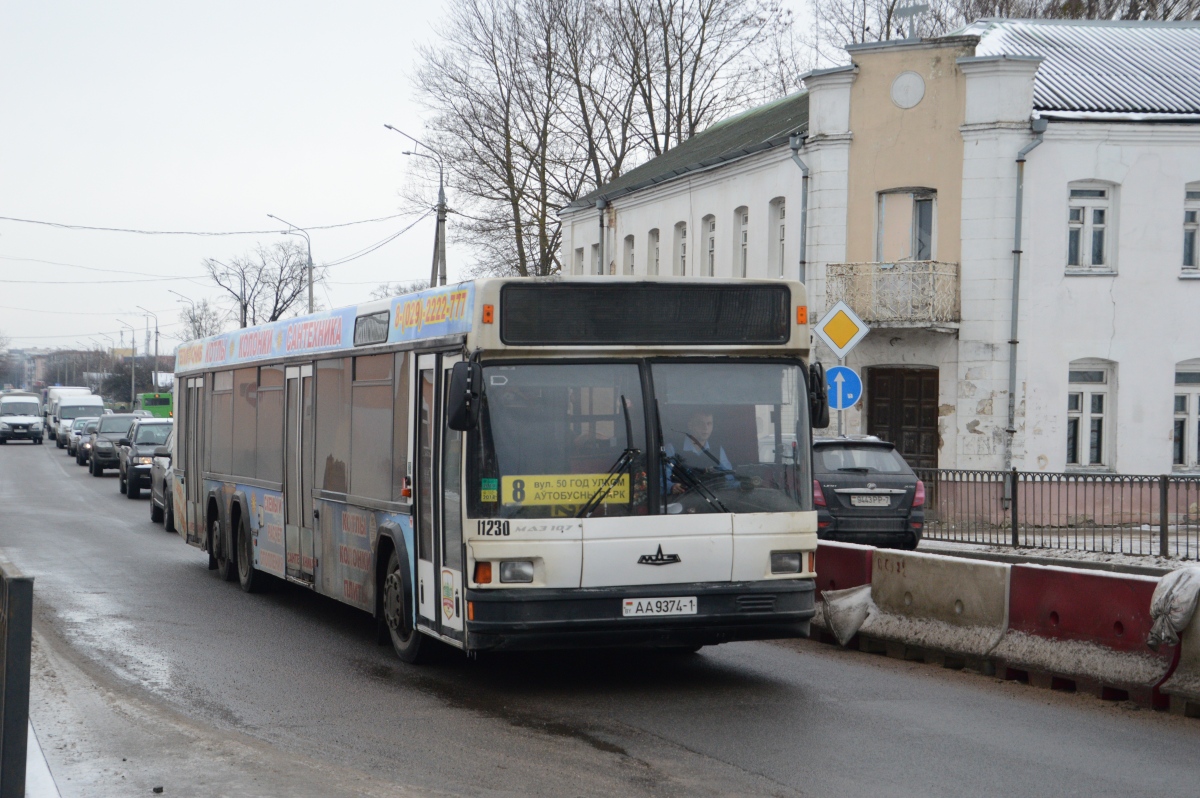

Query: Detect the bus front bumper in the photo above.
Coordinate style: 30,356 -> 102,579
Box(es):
464,579 -> 815,652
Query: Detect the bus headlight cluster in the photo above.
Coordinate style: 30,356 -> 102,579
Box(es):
770,551 -> 802,574
499,561 -> 534,583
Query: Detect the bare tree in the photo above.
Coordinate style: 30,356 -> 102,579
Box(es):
203,241 -> 326,328
369,281 -> 431,301
414,0 -> 802,277
176,298 -> 228,341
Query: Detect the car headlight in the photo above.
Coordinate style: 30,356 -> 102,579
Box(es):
31,423 -> 42,431
0,423 -> 9,431
82,442 -> 92,450
770,551 -> 802,574
135,456 -> 153,465
499,561 -> 535,583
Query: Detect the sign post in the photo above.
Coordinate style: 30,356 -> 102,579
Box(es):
814,301 -> 870,437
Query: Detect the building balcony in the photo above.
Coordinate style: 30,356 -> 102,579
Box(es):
825,261 -> 960,329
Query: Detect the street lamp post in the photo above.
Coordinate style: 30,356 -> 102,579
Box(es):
384,124 -> 447,288
267,214 -> 314,314
137,306 -> 159,392
117,320 -> 136,410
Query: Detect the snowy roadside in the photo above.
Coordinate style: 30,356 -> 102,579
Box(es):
917,538 -> 1188,576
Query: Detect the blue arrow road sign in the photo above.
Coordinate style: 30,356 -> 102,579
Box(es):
826,366 -> 862,411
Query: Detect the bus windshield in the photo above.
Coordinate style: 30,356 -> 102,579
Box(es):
471,360 -> 810,519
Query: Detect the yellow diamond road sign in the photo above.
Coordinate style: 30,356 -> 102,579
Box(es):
814,300 -> 870,360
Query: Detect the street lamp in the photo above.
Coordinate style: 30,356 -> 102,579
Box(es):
137,306 -> 160,391
384,124 -> 447,288
117,320 -> 136,410
267,214 -> 314,314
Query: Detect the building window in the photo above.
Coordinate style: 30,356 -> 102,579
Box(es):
1176,367 -> 1200,469
876,189 -> 936,262
591,243 -> 600,275
702,215 -> 716,277
673,222 -> 687,276
648,229 -> 660,276
574,247 -> 584,276
623,235 -> 635,275
1067,183 -> 1113,271
1184,186 -> 1200,271
733,207 -> 749,277
768,198 -> 786,278
1066,363 -> 1113,467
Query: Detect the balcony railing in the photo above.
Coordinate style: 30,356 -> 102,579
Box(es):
825,261 -> 960,327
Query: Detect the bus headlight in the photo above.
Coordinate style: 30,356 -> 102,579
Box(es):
499,561 -> 534,583
770,551 -> 802,574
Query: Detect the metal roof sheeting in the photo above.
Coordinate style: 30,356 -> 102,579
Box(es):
965,19 -> 1200,116
564,91 -> 809,212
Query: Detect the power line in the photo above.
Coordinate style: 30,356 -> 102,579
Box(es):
6,321 -> 186,341
323,210 -> 434,267
0,304 -> 177,317
0,275 -> 206,285
0,255 -> 204,279
0,211 -> 418,236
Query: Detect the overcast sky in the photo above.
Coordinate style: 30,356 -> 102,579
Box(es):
1,1 -> 809,355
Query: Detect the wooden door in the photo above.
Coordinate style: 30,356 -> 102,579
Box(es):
866,368 -> 939,469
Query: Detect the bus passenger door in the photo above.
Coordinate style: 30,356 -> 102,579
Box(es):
184,377 -> 204,546
414,353 -> 465,641
285,364 -> 316,583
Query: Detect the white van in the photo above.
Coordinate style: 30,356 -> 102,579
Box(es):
53,395 -> 106,448
46,387 -> 92,440
0,393 -> 44,444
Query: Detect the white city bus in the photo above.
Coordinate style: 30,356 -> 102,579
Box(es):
172,277 -> 829,661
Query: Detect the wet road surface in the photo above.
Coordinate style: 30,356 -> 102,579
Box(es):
3,440 -> 1200,796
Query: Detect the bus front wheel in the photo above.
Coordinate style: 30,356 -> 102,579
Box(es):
383,550 -> 427,664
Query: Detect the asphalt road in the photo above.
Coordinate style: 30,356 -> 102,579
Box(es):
3,438 -> 1200,797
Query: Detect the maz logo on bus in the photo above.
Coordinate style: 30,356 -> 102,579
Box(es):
476,520 -> 511,537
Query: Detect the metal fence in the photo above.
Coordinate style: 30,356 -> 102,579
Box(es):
0,561 -> 33,797
914,468 -> 1200,558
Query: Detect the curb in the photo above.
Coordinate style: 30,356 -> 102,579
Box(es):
918,543 -> 1174,578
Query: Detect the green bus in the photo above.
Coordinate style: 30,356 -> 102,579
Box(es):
133,392 -> 173,418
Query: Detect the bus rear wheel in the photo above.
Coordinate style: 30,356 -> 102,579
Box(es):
212,518 -> 236,582
383,550 -> 427,664
237,516 -> 265,594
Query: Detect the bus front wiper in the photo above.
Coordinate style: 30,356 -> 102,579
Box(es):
578,394 -> 639,519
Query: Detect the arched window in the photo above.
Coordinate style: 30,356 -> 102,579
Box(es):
623,235 -> 635,275
673,221 -> 687,276
768,197 -> 786,278
701,214 -> 716,277
648,229 -> 660,276
1067,359 -> 1116,468
733,206 -> 749,277
1067,180 -> 1117,272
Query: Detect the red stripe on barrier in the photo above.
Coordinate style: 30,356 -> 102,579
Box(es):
1009,565 -> 1162,656
815,541 -> 873,596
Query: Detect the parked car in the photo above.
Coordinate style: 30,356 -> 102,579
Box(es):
88,414 -> 138,477
150,429 -> 175,530
76,419 -> 100,465
66,416 -> 97,456
118,418 -> 173,498
812,436 -> 925,550
0,393 -> 44,444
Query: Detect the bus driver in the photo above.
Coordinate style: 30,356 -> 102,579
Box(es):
665,409 -> 733,494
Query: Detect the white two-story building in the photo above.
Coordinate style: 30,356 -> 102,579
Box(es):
559,19 -> 1200,476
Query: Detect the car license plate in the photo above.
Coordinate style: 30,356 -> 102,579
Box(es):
622,596 -> 697,617
851,495 -> 890,507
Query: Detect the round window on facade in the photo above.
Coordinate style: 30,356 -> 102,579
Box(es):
891,71 -> 925,109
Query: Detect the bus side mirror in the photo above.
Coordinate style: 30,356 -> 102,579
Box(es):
809,362 -> 830,429
446,361 -> 483,431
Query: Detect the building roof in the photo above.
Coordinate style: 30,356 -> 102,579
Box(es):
562,90 -> 809,213
963,19 -> 1200,118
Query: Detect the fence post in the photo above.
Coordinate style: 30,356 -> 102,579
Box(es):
1010,468 -> 1019,548
1159,475 -> 1170,558
0,564 -> 33,798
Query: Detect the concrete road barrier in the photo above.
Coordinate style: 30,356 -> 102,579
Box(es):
992,565 -> 1172,707
1160,601 -> 1200,717
814,541 -> 874,595
857,549 -> 1010,662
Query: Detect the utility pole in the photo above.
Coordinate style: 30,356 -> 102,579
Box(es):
385,124 -> 447,287
118,320 -> 136,409
137,307 -> 159,392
